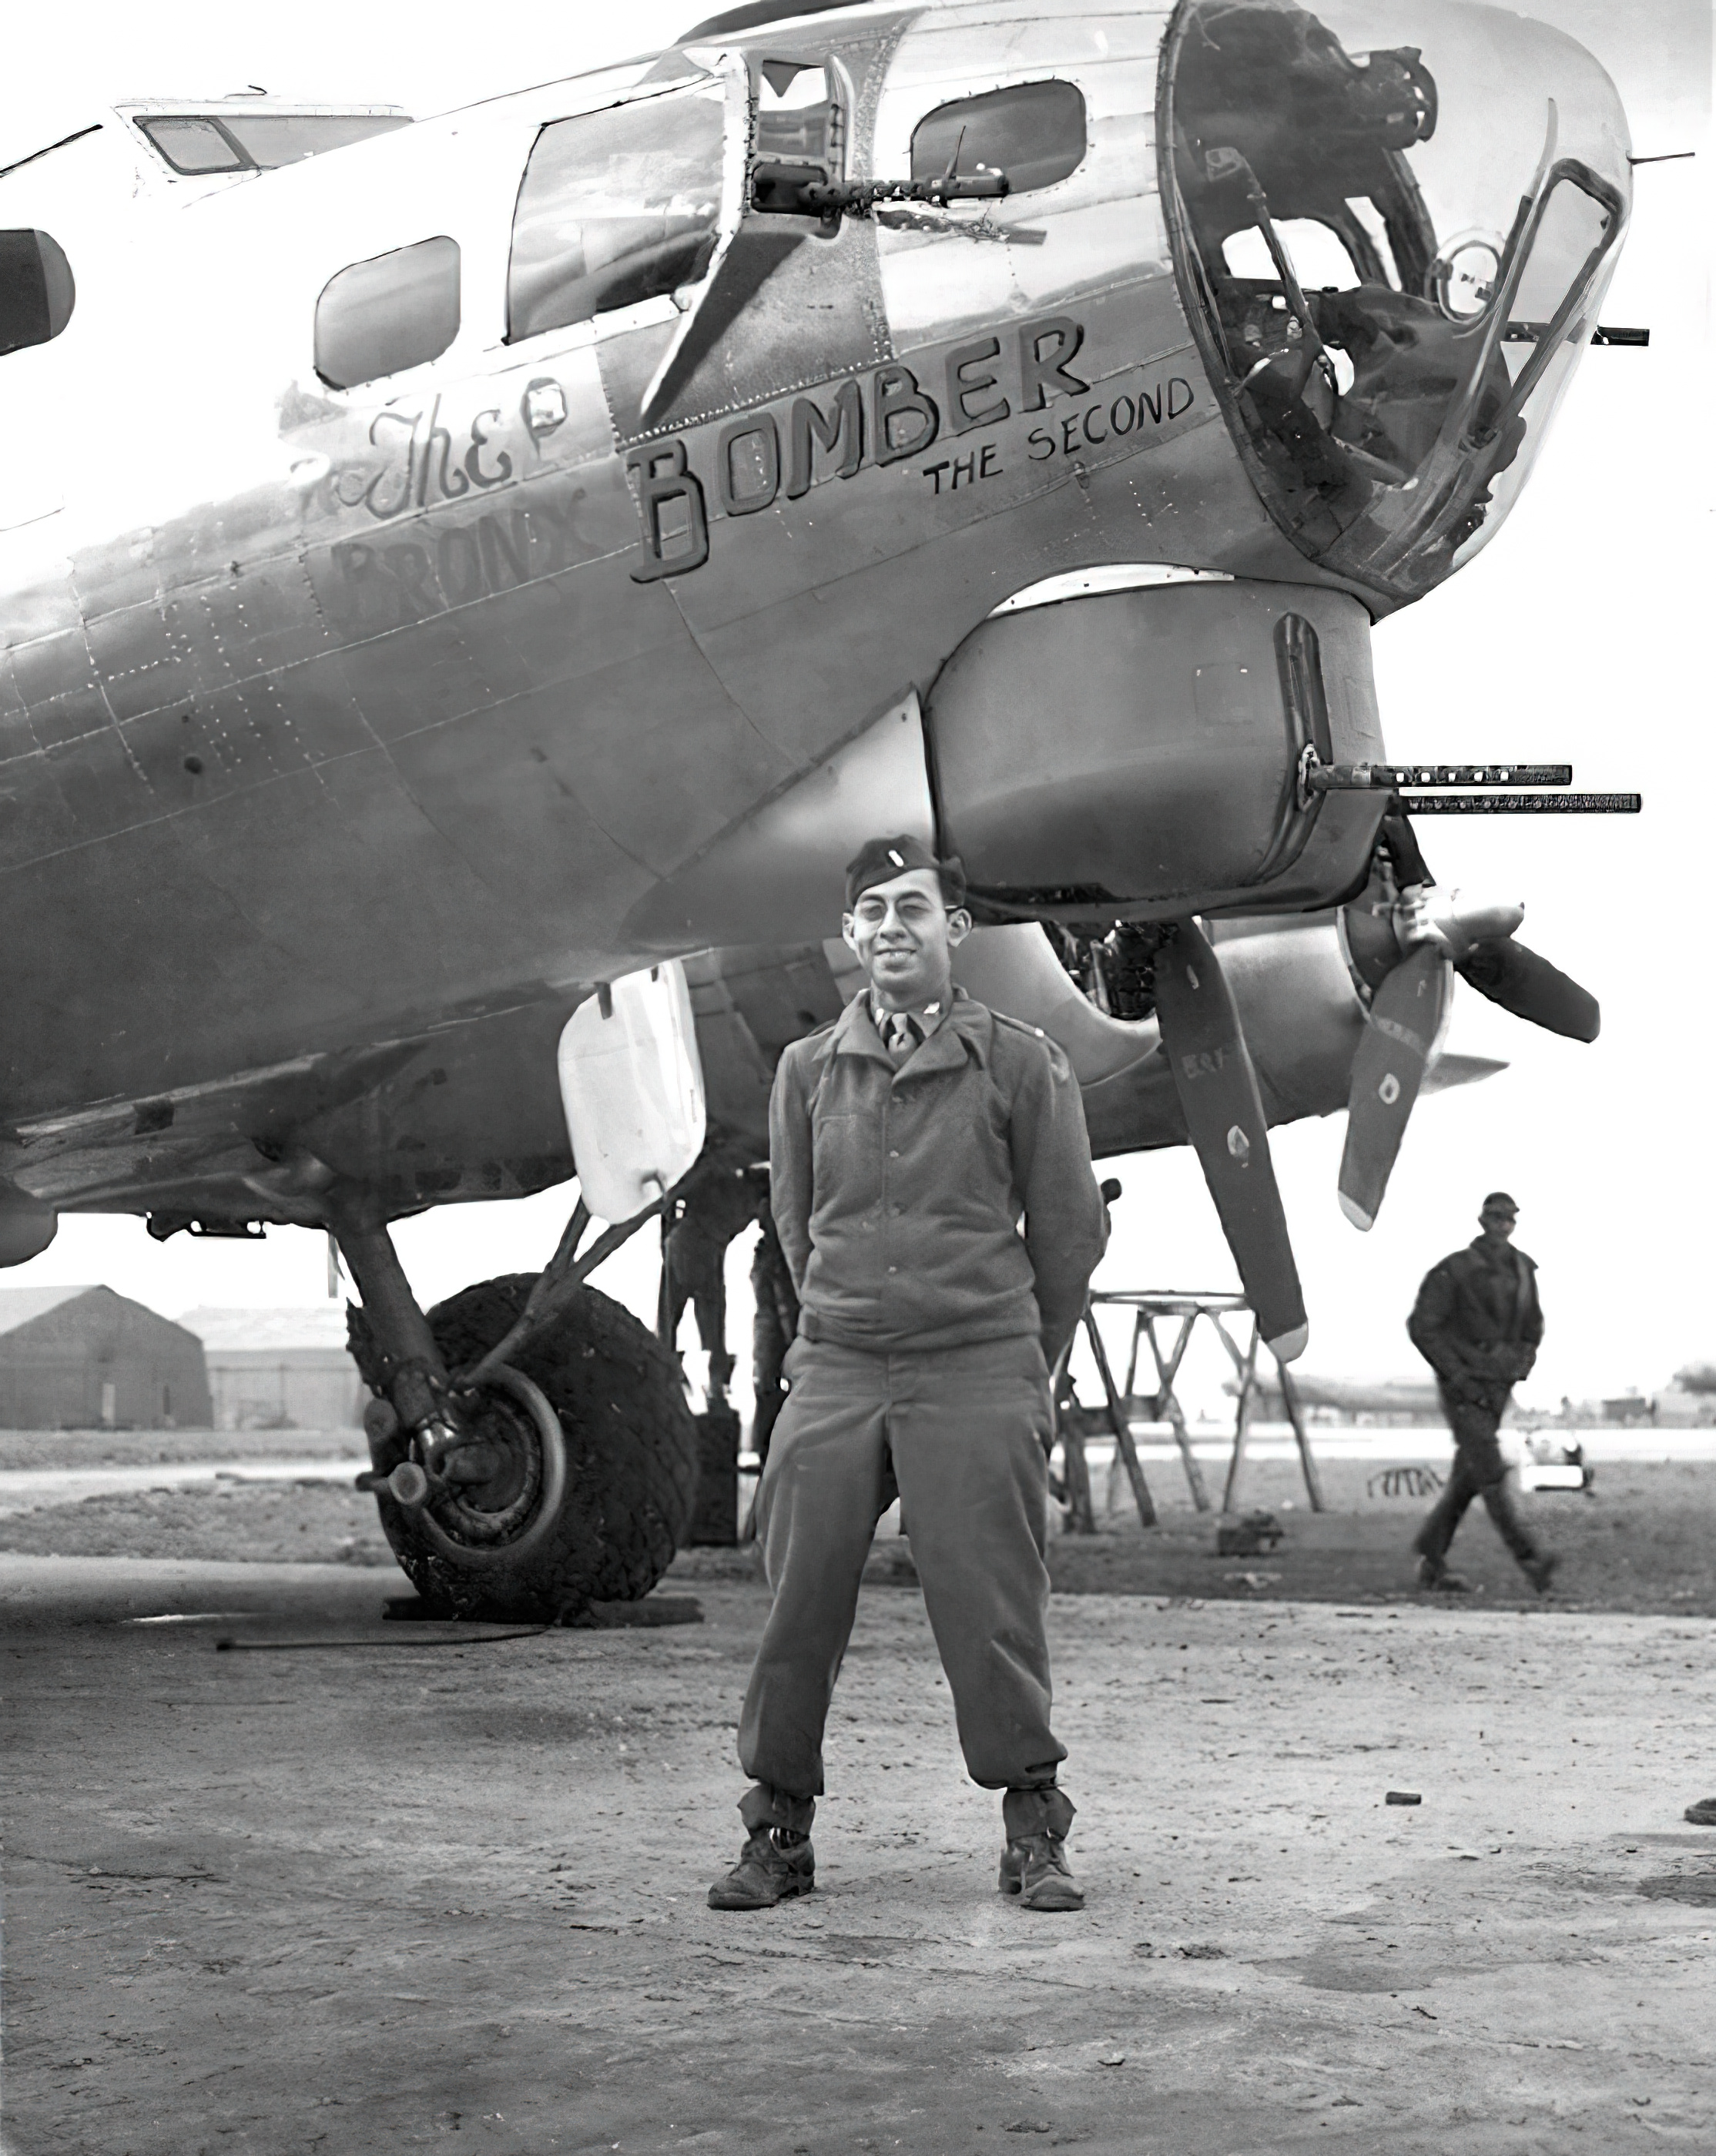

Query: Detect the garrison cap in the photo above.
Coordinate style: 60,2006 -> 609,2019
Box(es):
1480,1190 -> 1519,1215
844,834 -> 967,909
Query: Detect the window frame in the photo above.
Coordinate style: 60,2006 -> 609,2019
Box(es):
135,109 -> 410,177
501,72 -> 743,351
313,234 -> 464,393
908,77 -> 1090,199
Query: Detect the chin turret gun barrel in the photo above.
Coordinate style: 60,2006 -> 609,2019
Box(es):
1298,753 -> 1638,814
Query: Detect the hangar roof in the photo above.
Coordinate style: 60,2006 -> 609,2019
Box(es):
0,1285 -> 102,1335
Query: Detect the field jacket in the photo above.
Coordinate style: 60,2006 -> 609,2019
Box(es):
1408,1238 -> 1543,1408
769,987 -> 1106,1358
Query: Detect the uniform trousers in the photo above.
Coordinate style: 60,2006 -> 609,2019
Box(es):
1413,1388 -> 1540,1567
736,1334 -> 1067,1830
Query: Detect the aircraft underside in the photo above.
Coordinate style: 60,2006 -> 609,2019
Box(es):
0,0 -> 1631,1614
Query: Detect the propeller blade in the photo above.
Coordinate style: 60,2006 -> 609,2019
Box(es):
1455,939 -> 1600,1042
1153,919 -> 1308,1361
1339,944 -> 1453,1231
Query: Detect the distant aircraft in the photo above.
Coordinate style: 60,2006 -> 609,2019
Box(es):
0,0 -> 1633,1612
1225,1369 -> 1445,1420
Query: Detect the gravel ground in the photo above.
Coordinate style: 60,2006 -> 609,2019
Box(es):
0,1478 -> 397,1567
2,1459 -> 1710,1617
3,1553 -> 1712,2156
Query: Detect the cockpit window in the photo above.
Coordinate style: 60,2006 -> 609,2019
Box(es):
139,117 -> 246,175
315,236 -> 461,390
1161,0 -> 1628,601
506,88 -> 726,344
138,112 -> 407,176
0,229 -> 75,356
220,114 -> 410,166
911,80 -> 1087,195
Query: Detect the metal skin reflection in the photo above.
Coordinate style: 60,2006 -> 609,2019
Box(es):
0,0 -> 1627,1269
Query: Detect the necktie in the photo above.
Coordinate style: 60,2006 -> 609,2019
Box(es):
883,1011 -> 920,1063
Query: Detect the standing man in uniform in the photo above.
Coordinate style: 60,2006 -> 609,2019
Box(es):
1407,1192 -> 1559,1594
709,835 -> 1107,1913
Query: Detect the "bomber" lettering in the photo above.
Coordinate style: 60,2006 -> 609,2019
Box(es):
628,314 -> 1093,582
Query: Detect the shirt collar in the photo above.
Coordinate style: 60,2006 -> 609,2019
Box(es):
870,989 -> 947,1036
819,984 -> 991,1070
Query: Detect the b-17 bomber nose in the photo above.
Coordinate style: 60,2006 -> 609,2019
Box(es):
1158,0 -> 1631,601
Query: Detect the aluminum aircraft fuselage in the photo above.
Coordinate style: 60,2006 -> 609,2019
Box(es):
0,0 -> 1629,1235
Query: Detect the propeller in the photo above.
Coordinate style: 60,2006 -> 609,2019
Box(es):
1337,802 -> 1601,1230
1338,942 -> 1453,1230
1453,938 -> 1599,1041
1151,918 -> 1309,1362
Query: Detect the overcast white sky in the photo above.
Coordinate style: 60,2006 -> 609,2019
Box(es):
2,0 -> 1711,1411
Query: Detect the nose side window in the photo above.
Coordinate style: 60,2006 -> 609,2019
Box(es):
910,80 -> 1087,196
505,88 -> 726,345
0,229 -> 75,356
314,236 -> 461,390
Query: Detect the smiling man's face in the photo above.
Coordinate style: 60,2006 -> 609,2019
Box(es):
842,866 -> 970,1013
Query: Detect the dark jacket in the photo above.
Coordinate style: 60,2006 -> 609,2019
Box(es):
1408,1238 -> 1543,1408
769,987 -> 1107,1358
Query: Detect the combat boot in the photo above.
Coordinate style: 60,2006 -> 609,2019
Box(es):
999,1831 -> 1084,1911
1416,1555 -> 1472,1592
998,1785 -> 1082,1911
1522,1551 -> 1560,1595
707,1826 -> 815,1910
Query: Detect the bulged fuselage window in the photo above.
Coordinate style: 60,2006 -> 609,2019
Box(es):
314,236 -> 461,390
506,86 -> 726,344
1161,0 -> 1629,601
0,229 -> 75,357
911,79 -> 1088,194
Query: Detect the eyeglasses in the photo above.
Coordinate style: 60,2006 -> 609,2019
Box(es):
850,894 -> 960,926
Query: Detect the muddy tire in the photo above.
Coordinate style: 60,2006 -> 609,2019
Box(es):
352,1274 -> 699,1621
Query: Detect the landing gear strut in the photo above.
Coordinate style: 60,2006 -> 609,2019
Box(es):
331,1201 -> 699,1620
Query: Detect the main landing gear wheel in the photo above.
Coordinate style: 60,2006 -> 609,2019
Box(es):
352,1274 -> 700,1622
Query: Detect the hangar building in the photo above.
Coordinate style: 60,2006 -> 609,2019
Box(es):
0,1286 -> 212,1429
179,1307 -> 364,1431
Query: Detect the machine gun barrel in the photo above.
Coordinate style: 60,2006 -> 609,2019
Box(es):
1299,755 -> 1637,815
1396,792 -> 1641,813
1305,762 -> 1574,790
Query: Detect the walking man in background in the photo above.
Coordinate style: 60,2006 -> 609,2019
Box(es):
1407,1192 -> 1559,1595
709,835 -> 1107,1913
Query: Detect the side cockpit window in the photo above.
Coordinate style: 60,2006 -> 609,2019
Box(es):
137,112 -> 410,176
315,236 -> 461,390
506,88 -> 726,344
0,229 -> 75,357
910,80 -> 1087,194
139,117 -> 246,174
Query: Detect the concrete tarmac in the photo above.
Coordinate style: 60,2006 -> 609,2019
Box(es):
4,1554 -> 1713,2154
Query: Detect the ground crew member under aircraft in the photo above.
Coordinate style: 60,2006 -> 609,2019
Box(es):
1407,1193 -> 1559,1595
709,835 -> 1108,1914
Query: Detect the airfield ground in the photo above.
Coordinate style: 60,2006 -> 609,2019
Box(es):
4,1471 -> 1714,2155
2,1442 -> 1714,1618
